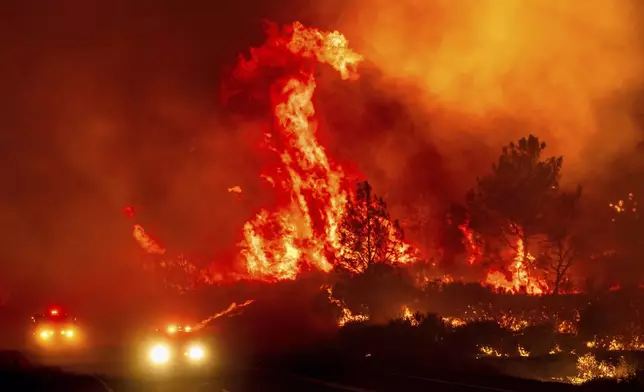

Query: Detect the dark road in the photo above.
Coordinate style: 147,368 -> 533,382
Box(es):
52,368 -> 532,392
0,349 -> 592,392
1,349 -> 578,392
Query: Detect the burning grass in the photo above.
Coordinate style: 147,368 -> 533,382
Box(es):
327,278 -> 644,385
179,274 -> 644,386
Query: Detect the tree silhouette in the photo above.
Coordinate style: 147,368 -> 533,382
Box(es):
337,181 -> 407,273
542,186 -> 583,295
466,135 -> 563,263
334,263 -> 417,322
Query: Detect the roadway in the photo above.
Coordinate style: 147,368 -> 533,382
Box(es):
87,368 -> 532,392
1,349 -> 578,392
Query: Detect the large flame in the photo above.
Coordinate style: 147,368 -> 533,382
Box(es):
485,234 -> 547,295
124,22 -> 421,285
235,22 -> 364,281
122,22 -> 611,295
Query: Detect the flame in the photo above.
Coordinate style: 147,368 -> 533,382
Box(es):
442,316 -> 467,328
325,285 -> 369,326
192,299 -> 255,331
517,345 -> 530,357
484,231 -> 547,295
124,205 -> 166,255
557,319 -> 577,335
401,305 -> 419,326
498,313 -> 529,332
132,224 -> 166,255
123,21 -> 643,299
549,344 -> 562,355
477,345 -> 507,358
458,218 -> 481,265
234,21 -> 371,281
585,336 -> 644,352
568,353 -> 635,385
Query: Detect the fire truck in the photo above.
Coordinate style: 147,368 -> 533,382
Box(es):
29,308 -> 82,350
139,322 -> 213,374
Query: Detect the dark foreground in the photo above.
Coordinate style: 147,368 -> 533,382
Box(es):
1,348 -> 642,392
0,365 -> 572,392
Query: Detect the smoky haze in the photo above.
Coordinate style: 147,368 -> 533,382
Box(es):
0,0 -> 312,313
316,0 -> 644,185
1,0 -> 643,317
311,0 -> 644,250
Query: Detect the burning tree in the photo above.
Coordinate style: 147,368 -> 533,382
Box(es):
466,135 -> 570,294
467,135 -> 561,254
337,181 -> 410,273
330,181 -> 418,321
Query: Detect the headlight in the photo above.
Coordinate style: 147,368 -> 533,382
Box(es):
186,344 -> 205,361
61,329 -> 75,338
38,330 -> 53,340
149,344 -> 171,364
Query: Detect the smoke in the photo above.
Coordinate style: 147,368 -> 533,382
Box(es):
0,1 -> 275,308
311,0 -> 644,196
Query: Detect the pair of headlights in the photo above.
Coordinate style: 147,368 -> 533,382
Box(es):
38,328 -> 75,340
149,343 -> 206,364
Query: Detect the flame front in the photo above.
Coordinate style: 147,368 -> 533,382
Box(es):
237,22 -> 364,281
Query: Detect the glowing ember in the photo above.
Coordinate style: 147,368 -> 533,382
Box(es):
568,353 -> 635,385
498,313 -> 529,332
557,319 -> 577,335
442,316 -> 467,328
609,192 -> 637,218
549,344 -> 562,355
477,346 -> 507,358
517,345 -> 530,357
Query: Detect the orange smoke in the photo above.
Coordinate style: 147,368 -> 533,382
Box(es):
328,0 -> 644,182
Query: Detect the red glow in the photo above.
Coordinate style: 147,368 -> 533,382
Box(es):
123,206 -> 135,219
